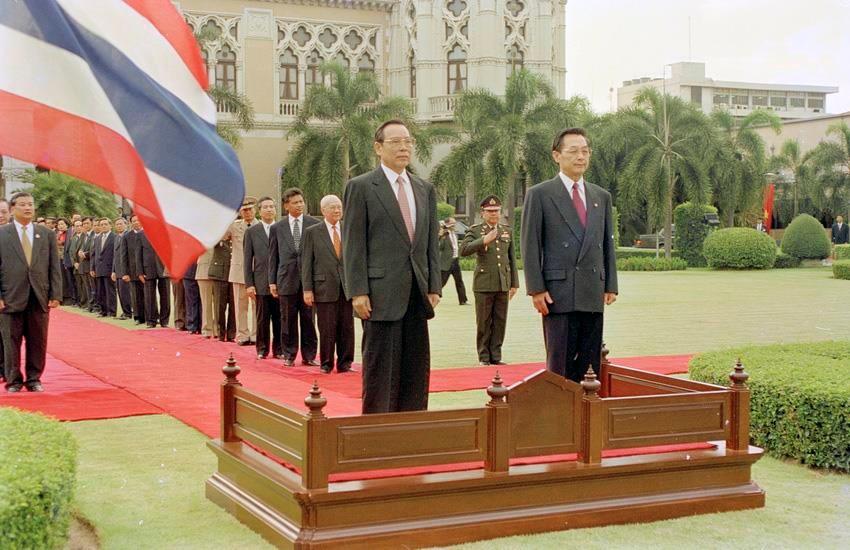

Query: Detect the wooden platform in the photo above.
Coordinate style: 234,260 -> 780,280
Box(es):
206,353 -> 764,548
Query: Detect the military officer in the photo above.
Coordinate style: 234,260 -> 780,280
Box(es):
460,195 -> 519,365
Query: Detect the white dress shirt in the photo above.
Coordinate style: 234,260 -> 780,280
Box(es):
559,172 -> 586,210
325,220 -> 341,243
262,221 -> 272,238
381,163 -> 417,227
288,214 -> 304,237
14,219 -> 34,245
449,231 -> 458,258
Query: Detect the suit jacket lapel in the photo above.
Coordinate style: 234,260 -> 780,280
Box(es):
547,177 -> 585,242
31,226 -> 44,262
7,225 -> 27,265
577,184 -> 601,262
372,167 -> 411,245
281,218 -> 295,250
319,223 -> 340,263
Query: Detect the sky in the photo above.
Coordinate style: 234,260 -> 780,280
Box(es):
565,0 -> 850,114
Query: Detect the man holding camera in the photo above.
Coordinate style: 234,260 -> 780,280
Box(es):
438,217 -> 468,305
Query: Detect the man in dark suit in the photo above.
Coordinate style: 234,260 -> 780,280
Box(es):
521,127 -> 618,383
0,192 -> 62,392
438,217 -> 468,305
123,215 -> 146,325
245,197 -> 281,360
343,119 -> 442,413
91,218 -> 117,317
832,215 -> 849,245
268,188 -> 319,367
182,262 -> 201,334
302,195 -> 354,374
209,239 -> 235,342
135,223 -> 170,327
72,217 -> 93,310
81,219 -> 100,313
112,217 -> 133,319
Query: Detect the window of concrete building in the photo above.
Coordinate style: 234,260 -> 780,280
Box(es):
752,91 -> 768,107
305,50 -> 323,90
215,45 -> 236,91
690,86 -> 702,105
789,95 -> 806,108
447,44 -> 467,94
770,94 -> 787,108
507,44 -> 523,76
344,30 -> 362,50
447,0 -> 467,17
358,54 -> 375,75
732,93 -> 748,106
334,52 -> 350,70
807,94 -> 824,109
293,26 -> 311,47
202,20 -> 222,40
279,49 -> 298,101
319,28 -> 337,49
507,0 -> 524,16
409,52 -> 416,98
713,93 -> 729,105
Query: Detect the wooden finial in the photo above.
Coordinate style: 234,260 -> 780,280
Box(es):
487,371 -> 508,404
223,353 -> 241,384
581,366 -> 601,396
729,358 -> 749,388
600,343 -> 610,365
305,381 -> 327,418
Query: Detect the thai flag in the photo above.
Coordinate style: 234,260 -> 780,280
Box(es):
0,0 -> 245,277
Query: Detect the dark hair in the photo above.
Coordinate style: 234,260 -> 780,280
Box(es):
257,196 -> 274,206
57,217 -> 70,227
82,216 -> 93,223
9,192 -> 33,206
374,119 -> 409,143
282,187 -> 303,203
100,217 -> 112,224
552,127 -> 589,152
114,216 -> 127,223
130,214 -> 139,222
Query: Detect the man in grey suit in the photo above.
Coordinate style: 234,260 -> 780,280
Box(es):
245,197 -> 281,360
0,192 -> 62,392
269,188 -> 319,367
112,217 -> 133,319
302,195 -> 354,374
521,127 -> 618,383
91,218 -> 116,317
343,119 -> 442,413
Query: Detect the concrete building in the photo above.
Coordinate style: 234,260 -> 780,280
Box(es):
753,111 -> 850,157
618,62 -> 838,121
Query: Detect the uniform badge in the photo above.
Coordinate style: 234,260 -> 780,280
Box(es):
594,203 -> 598,208
35,234 -> 41,239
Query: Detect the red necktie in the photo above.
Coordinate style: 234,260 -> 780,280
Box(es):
572,184 -> 586,227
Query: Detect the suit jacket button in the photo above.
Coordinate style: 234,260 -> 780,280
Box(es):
576,267 -> 580,271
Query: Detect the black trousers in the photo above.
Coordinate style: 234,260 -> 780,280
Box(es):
117,278 -> 133,317
144,277 -> 170,326
212,280 -> 235,341
183,278 -> 201,332
1,291 -> 49,388
256,294 -> 282,358
361,286 -> 430,414
315,294 -> 354,372
61,264 -> 77,305
440,258 -> 468,304
96,276 -> 117,316
474,291 -> 508,363
172,279 -> 186,330
74,272 -> 89,308
130,280 -> 145,322
543,311 -> 604,383
86,273 -> 98,311
278,289 -> 317,362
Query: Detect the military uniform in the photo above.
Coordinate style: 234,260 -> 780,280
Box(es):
460,196 -> 519,365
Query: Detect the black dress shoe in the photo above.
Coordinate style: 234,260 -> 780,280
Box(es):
273,354 -> 286,360
257,354 -> 266,360
479,361 -> 490,366
282,358 -> 294,367
26,382 -> 44,393
160,323 -> 168,328
490,360 -> 507,366
320,365 -> 332,374
337,366 -> 353,373
459,302 -> 469,305
302,359 -> 320,367
146,323 -> 157,328
6,385 -> 22,393
135,320 -> 146,325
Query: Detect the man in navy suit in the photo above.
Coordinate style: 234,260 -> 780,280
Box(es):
91,217 -> 117,317
245,197 -> 281,360
521,128 -> 618,383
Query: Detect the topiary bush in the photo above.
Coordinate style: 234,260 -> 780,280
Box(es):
703,228 -> 777,269
834,244 -> 850,260
690,341 -> 850,471
436,202 -> 455,221
780,214 -> 831,259
774,251 -> 802,269
833,260 -> 850,280
0,408 -> 78,549
616,256 -> 687,271
673,202 -> 718,267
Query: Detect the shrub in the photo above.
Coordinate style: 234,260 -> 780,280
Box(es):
460,256 -> 523,271
703,228 -> 777,269
689,341 -> 850,471
0,408 -> 77,549
615,247 -> 679,260
833,260 -> 850,280
616,256 -> 687,271
774,251 -> 802,269
436,202 -> 455,221
673,202 -> 718,267
780,214 -> 831,259
834,244 -> 850,260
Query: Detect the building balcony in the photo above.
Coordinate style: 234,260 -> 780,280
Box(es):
427,95 -> 460,121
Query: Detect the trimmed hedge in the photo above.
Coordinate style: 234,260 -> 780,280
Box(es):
615,247 -> 679,260
616,256 -> 687,271
833,260 -> 850,280
834,243 -> 850,260
703,228 -> 777,269
436,202 -> 455,221
780,214 -> 831,259
689,342 -> 850,471
0,408 -> 77,549
459,257 -> 523,271
774,251 -> 802,269
673,202 -> 718,267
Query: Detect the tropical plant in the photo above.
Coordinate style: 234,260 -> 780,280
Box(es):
615,88 -> 714,258
430,69 -> 590,219
703,227 -> 777,269
21,170 -> 117,219
284,61 -> 455,208
770,138 -> 815,222
780,213 -> 830,259
806,121 -> 850,218
709,109 -> 781,226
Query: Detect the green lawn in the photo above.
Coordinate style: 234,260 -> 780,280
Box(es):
61,267 -> 850,548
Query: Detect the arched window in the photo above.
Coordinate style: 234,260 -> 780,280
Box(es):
334,51 -> 350,70
305,50 -> 323,90
279,49 -> 298,100
447,0 -> 467,17
507,44 -> 523,76
215,44 -> 236,91
357,54 -> 375,76
447,45 -> 467,94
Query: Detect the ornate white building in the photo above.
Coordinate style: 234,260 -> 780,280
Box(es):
174,0 -> 566,202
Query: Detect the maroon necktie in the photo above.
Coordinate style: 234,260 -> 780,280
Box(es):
396,176 -> 415,242
572,184 -> 586,227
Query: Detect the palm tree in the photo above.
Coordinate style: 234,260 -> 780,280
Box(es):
771,138 -> 815,221
616,88 -> 714,258
430,69 -> 590,220
23,170 -> 118,219
284,61 -> 454,207
807,121 -> 850,218
709,109 -> 781,226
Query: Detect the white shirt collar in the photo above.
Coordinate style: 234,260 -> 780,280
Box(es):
288,214 -> 303,224
559,172 -> 585,194
13,219 -> 33,237
381,163 -> 409,186
324,219 -> 339,232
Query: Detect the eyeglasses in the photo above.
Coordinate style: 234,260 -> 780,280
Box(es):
560,147 -> 592,156
381,138 -> 416,147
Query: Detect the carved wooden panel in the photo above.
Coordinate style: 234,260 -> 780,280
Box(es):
507,370 -> 582,457
605,364 -> 726,397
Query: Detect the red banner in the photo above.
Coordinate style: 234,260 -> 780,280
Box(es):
763,183 -> 775,234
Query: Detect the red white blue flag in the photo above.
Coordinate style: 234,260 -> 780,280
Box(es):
0,0 -> 245,277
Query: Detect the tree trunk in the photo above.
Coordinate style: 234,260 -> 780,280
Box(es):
504,171 -> 518,225
664,157 -> 674,259
726,208 -> 735,227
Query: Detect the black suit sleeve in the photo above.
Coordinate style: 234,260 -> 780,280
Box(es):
521,185 -> 546,295
48,231 -> 62,302
301,227 -> 315,293
603,192 -> 618,295
268,224 -> 279,288
342,179 -> 369,298
426,184 -> 441,295
244,228 -> 255,288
